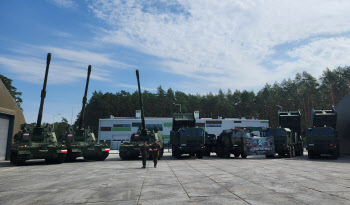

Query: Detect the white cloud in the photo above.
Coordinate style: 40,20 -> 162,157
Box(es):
0,44 -> 134,85
48,0 -> 76,8
87,0 -> 350,91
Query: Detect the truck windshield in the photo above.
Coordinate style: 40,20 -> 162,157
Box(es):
265,129 -> 286,137
180,128 -> 204,137
307,128 -> 334,136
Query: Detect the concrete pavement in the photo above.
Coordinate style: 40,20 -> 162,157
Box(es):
0,151 -> 349,205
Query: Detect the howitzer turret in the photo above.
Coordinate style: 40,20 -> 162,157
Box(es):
36,53 -> 51,127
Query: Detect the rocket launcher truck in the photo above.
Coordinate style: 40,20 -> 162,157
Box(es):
170,113 -> 205,159
307,108 -> 339,159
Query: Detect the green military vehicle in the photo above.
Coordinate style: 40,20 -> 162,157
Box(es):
276,111 -> 304,157
10,53 -> 68,165
307,108 -> 339,159
264,128 -> 295,158
205,129 -> 252,158
170,113 -> 205,159
61,65 -> 110,161
119,70 -> 164,160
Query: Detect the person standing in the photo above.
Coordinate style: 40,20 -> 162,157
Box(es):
153,126 -> 159,132
151,140 -> 161,168
140,141 -> 148,168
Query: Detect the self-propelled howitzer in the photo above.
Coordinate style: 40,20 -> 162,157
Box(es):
10,53 -> 68,165
119,70 -> 164,160
62,65 -> 110,161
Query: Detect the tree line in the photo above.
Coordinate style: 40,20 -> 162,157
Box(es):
77,66 -> 350,137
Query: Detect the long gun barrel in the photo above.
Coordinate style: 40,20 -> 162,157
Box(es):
136,70 -> 146,131
36,53 -> 51,127
78,65 -> 91,129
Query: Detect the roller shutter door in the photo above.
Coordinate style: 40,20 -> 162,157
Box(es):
0,114 -> 10,160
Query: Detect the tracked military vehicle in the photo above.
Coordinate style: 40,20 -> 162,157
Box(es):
61,66 -> 110,161
10,53 -> 67,165
119,70 -> 164,160
307,108 -> 339,159
170,113 -> 205,159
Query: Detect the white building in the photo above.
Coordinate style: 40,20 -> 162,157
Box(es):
98,111 -> 269,150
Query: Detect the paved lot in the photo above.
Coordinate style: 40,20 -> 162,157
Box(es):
0,151 -> 350,205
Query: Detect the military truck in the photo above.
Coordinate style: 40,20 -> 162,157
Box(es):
119,70 -> 164,160
170,113 -> 205,159
10,53 -> 67,165
277,111 -> 304,156
307,108 -> 339,159
61,65 -> 110,161
264,128 -> 294,158
204,129 -> 249,158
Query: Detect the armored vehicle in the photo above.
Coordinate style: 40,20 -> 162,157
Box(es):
170,113 -> 205,159
119,70 -> 164,160
307,108 -> 339,159
278,111 -> 304,156
61,66 -> 110,161
10,53 -> 67,165
264,128 -> 294,158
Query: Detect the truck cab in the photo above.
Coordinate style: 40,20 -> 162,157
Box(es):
307,108 -> 339,159
265,128 -> 295,158
307,127 -> 339,159
170,113 -> 205,159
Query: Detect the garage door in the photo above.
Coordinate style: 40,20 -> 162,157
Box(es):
0,115 -> 10,160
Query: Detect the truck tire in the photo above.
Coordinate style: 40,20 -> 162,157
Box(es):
266,154 -> 274,158
223,149 -> 230,158
196,151 -> 203,159
241,152 -> 247,159
216,149 -> 223,158
234,153 -> 240,158
204,149 -> 211,156
308,151 -> 314,159
286,146 -> 293,158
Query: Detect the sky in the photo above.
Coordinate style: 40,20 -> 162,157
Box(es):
1,0 -> 350,124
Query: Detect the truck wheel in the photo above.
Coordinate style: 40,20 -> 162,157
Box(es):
241,152 -> 247,159
223,150 -> 230,158
216,149 -> 223,158
286,147 -> 293,158
234,153 -> 240,158
308,151 -> 313,159
196,151 -> 204,159
298,146 -> 304,156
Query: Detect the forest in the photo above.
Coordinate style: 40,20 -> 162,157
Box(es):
76,66 -> 350,136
